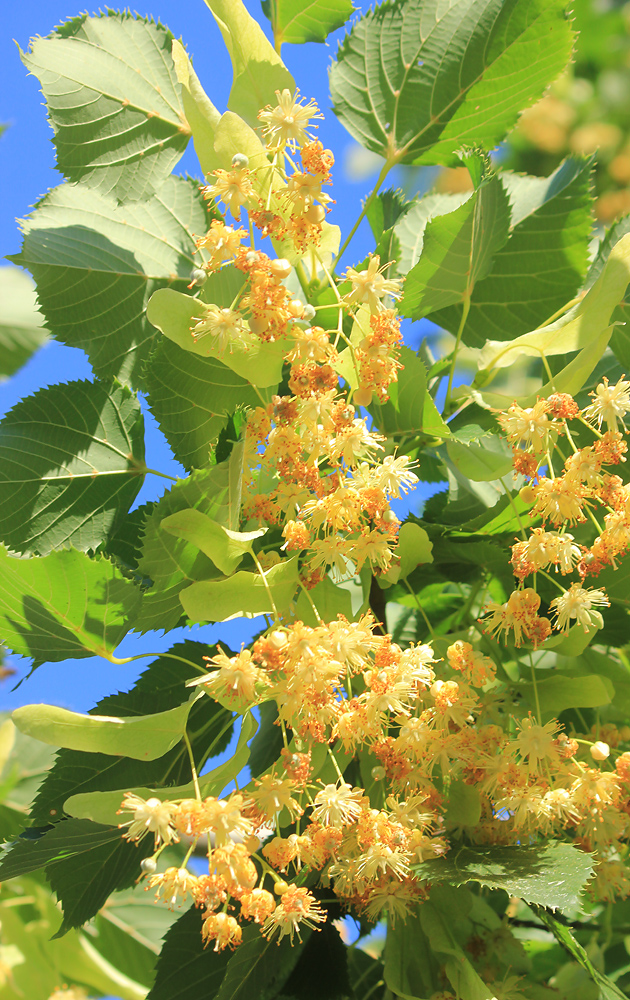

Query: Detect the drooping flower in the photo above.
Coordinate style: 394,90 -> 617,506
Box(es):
583,375 -> 630,432
344,255 -> 403,313
311,782 -> 364,828
261,886 -> 326,943
550,583 -> 610,632
118,793 -> 179,848
258,89 -> 323,149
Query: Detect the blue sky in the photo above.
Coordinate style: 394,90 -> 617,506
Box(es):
0,0 -> 439,715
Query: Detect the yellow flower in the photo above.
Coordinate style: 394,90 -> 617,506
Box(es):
258,89 -> 323,149
262,885 -> 326,943
202,167 -> 254,218
190,306 -> 248,353
201,912 -> 242,951
188,647 -> 268,707
531,475 -> 589,526
344,255 -> 403,313
515,717 -> 561,772
550,583 -> 610,632
583,375 -> 630,431
311,782 -> 364,827
149,866 -> 198,908
497,399 -> 551,454
118,793 -> 179,847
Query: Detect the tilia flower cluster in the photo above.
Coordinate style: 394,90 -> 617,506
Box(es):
113,90 -> 630,955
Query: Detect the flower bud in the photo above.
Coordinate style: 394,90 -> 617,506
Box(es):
274,879 -> 290,895
590,741 -> 610,761
302,304 -> 316,321
371,766 -> 386,781
270,258 -> 292,280
288,298 -> 304,318
141,856 -> 158,874
519,485 -> 537,505
269,630 -> 288,648
249,315 -> 270,337
232,153 -> 249,169
305,204 -> 326,224
188,267 -> 207,287
353,386 -> 373,407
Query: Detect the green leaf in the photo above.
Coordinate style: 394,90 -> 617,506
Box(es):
329,0 -> 574,166
419,890 -> 496,1000
171,39 -> 222,177
415,842 -> 594,913
437,156 -> 594,347
392,192 -> 469,275
11,176 -> 214,390
400,159 -> 511,319
203,0 -> 294,127
0,379 -> 144,556
46,822 -> 154,933
180,555 -> 300,623
0,267 -> 48,380
293,575 -> 353,628
272,919 -> 351,1000
532,906 -> 629,1000
0,548 -> 140,667
216,923 -> 307,1000
383,907 -> 440,1000
0,877 -> 149,1000
398,522 -> 434,580
0,818 -> 125,881
445,780 -> 481,830
12,700 -> 192,761
263,0 -> 356,46
161,509 -> 265,575
137,452 -> 244,632
30,641 -> 233,825
146,905 -> 230,1000
63,714 -> 256,827
446,431 -> 513,482
144,338 -> 262,471
369,347 -> 428,435
517,673 -> 614,717
146,285 -> 286,389
20,12 -> 189,200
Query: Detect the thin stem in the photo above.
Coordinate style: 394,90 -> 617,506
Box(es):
183,731 -> 202,802
529,653 -> 543,726
537,568 -> 565,593
109,651 -> 209,673
298,578 -> 324,624
144,468 -> 178,482
331,158 -> 395,273
327,746 -> 345,782
444,295 -> 470,413
295,259 -> 311,299
499,478 -> 527,540
402,578 -> 436,638
252,551 -> 280,622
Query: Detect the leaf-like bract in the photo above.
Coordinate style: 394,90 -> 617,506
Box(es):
180,555 -> 300,623
20,12 -> 189,200
329,0 -> 574,166
203,0 -> 294,127
31,642 -> 233,825
0,266 -> 48,380
11,177 -> 213,389
0,548 -> 140,666
0,379 -> 144,555
12,701 -> 192,760
262,0 -> 356,46
416,841 -> 594,912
